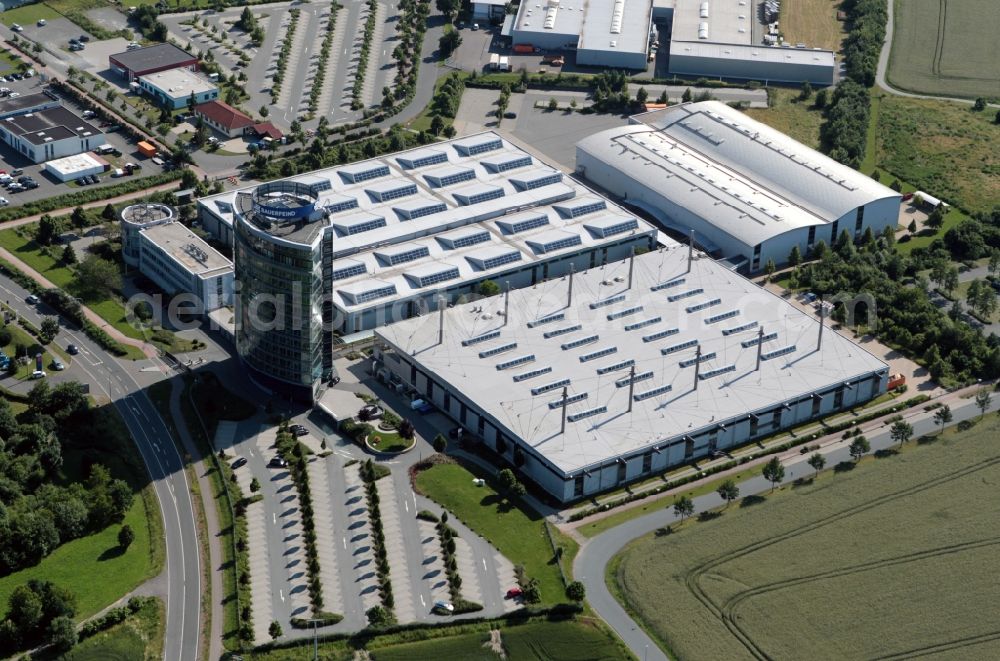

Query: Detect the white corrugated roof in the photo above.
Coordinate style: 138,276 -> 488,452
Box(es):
577,101 -> 899,246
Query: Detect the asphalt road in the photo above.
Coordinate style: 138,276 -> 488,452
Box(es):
0,273 -> 201,661
574,388 -> 998,661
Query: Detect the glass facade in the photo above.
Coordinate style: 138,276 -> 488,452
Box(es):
234,220 -> 330,401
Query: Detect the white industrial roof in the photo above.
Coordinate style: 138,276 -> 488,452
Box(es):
139,68 -> 217,98
577,101 -> 899,247
376,247 -> 887,475
199,132 -> 657,311
669,0 -> 755,44
513,0 -> 650,56
669,40 -> 836,67
44,152 -> 107,175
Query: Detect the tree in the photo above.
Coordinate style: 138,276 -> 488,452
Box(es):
547,97 -> 558,111
497,468 -> 517,493
808,452 -> 826,477
478,279 -> 501,297
47,615 -> 77,653
973,97 -> 987,111
799,81 -> 812,100
565,581 -> 585,602
681,87 -> 693,103
716,479 -> 739,507
118,524 -> 135,550
7,584 -> 43,633
926,204 -> 946,229
35,215 -> 58,246
187,90 -> 197,115
74,255 -> 122,301
673,494 -> 694,520
40,317 -> 59,344
975,388 -> 991,418
995,109 -> 1000,125
70,206 -> 88,229
439,30 -> 461,57
788,244 -> 802,267
941,266 -> 959,296
907,219 -> 917,233
435,0 -> 460,17
398,419 -> 415,440
429,114 -> 444,136
268,619 -> 282,640
61,244 -> 77,265
848,435 -> 870,461
989,249 -> 1000,276
890,420 -> 913,446
814,88 -> 828,108
762,457 -> 784,492
101,203 -> 117,221
764,258 -> 776,282
250,477 -> 261,493
366,605 -> 390,626
433,433 -> 447,453
636,86 -> 649,105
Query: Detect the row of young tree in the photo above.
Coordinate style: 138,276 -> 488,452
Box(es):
0,382 -> 134,575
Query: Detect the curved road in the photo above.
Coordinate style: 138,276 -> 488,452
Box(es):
574,387 -> 997,661
0,274 -> 201,661
874,0 -> 996,107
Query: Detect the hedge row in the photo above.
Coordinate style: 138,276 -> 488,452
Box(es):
39,289 -> 130,356
307,3 -> 340,115
270,9 -> 301,104
77,596 -> 153,641
841,0 -> 888,86
275,425 -> 336,619
360,459 -> 395,619
255,603 -> 584,653
567,392 -> 932,521
434,517 -> 483,615
351,0 -> 380,110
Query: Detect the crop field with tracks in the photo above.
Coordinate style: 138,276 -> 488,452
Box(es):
888,0 -> 1000,98
612,416 -> 1000,660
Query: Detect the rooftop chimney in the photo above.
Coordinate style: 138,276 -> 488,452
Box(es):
437,295 -> 446,345
755,326 -> 764,371
817,297 -> 825,351
693,344 -> 702,390
627,247 -> 635,289
560,386 -> 569,435
627,364 -> 636,413
567,263 -> 575,308
503,280 -> 510,326
687,229 -> 695,273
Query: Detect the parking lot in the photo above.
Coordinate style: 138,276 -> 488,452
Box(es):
160,1 -> 401,130
0,77 -> 168,207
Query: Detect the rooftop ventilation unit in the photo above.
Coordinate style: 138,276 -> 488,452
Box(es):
699,1 -> 709,18
549,392 -> 588,409
610,0 -> 625,33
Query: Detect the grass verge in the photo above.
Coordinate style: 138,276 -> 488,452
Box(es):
414,460 -> 567,605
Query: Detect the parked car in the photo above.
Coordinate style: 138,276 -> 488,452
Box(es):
10,24 -> 22,32
25,294 -> 38,304
11,168 -> 23,176
37,19 -> 46,26
31,370 -> 46,379
50,360 -> 65,371
22,180 -> 37,190
269,456 -> 288,468
67,344 -> 79,355
0,197 -> 8,207
433,600 -> 454,613
505,587 -> 523,599
231,457 -> 248,469
79,35 -> 90,42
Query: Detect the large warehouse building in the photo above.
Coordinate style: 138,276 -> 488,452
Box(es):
375,246 -> 889,502
109,43 -> 199,82
509,0 -> 835,83
0,94 -> 105,163
576,101 -> 901,272
198,132 -> 657,402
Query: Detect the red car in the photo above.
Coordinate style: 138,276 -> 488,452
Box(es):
505,588 -> 523,599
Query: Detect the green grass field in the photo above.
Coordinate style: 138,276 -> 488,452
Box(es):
612,415 -> 1000,660
415,461 -> 573,605
0,3 -> 62,26
888,0 -> 1000,99
0,494 -> 156,619
874,93 -> 1000,214
243,618 -> 633,660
